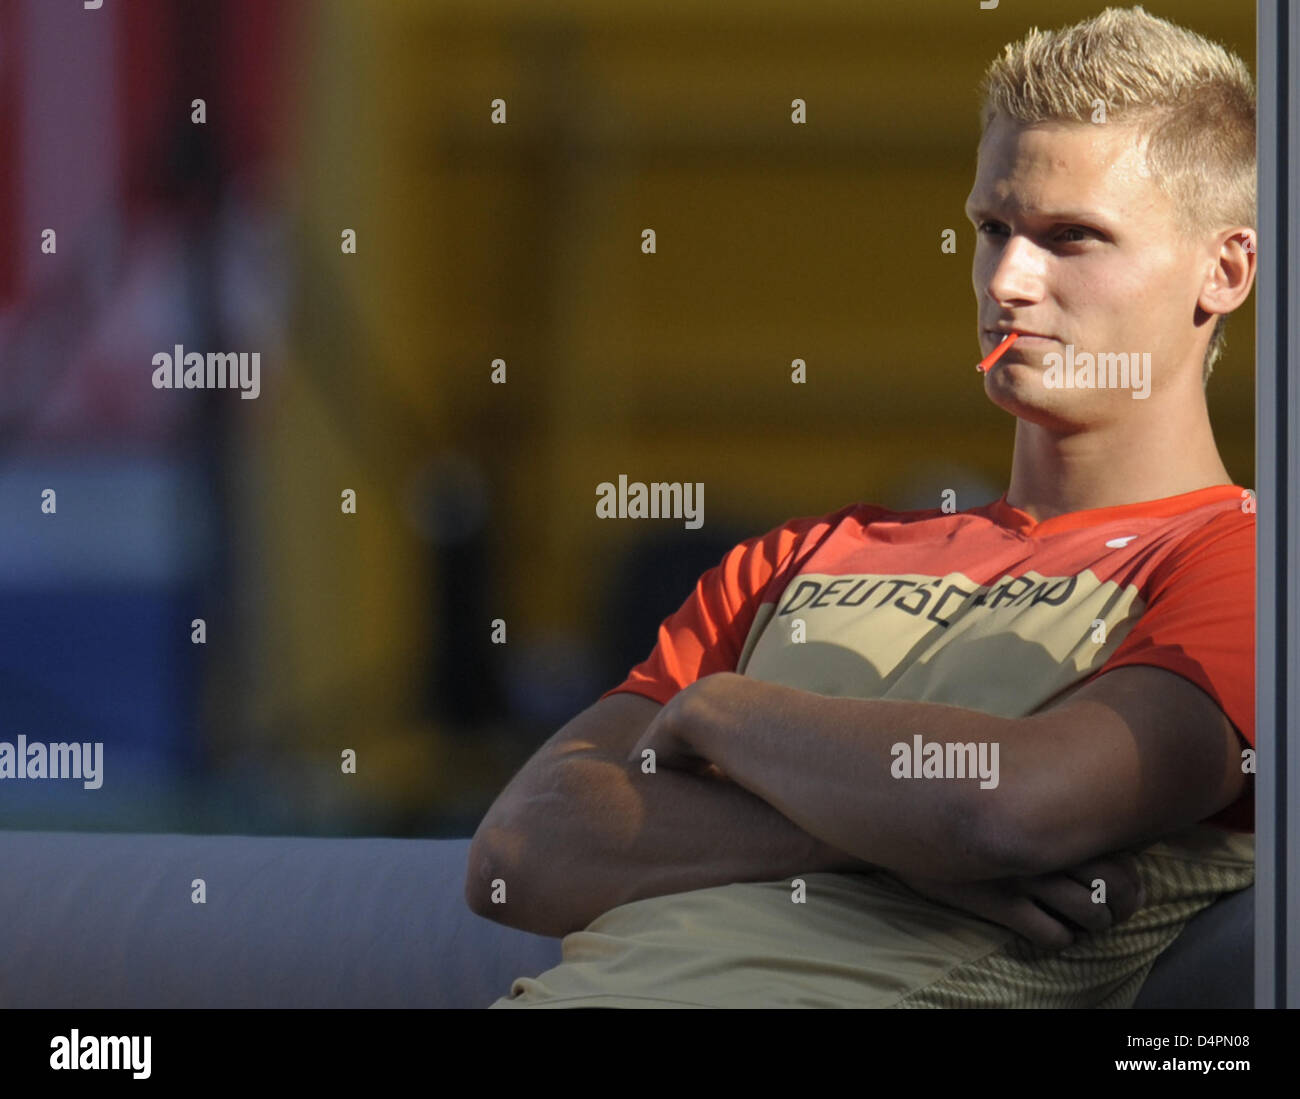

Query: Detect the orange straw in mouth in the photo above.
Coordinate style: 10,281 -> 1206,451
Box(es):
976,331 -> 1019,372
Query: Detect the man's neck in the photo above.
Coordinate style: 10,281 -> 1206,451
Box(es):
1005,392 -> 1234,523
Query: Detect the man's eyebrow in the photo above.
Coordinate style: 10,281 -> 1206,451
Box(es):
965,202 -> 1112,225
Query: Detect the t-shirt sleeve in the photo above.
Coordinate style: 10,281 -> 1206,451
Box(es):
1084,511 -> 1255,829
600,510 -> 848,706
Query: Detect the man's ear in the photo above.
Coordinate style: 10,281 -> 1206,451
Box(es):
1198,228 -> 1256,321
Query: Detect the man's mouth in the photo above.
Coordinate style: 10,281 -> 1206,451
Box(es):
986,327 -> 1055,341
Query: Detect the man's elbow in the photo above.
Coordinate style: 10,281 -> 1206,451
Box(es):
464,831 -> 577,935
953,788 -> 1050,880
464,828 -> 519,922
463,836 -> 496,918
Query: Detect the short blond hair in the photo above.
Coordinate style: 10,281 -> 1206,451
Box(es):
977,5 -> 1255,384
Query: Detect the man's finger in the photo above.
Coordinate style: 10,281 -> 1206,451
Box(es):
996,896 -> 1077,950
1022,875 -> 1115,934
1060,855 -> 1146,923
894,878 -> 1075,951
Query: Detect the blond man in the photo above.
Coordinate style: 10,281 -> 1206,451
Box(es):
470,5 -> 1257,1009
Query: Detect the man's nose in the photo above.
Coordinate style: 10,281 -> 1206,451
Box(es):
984,236 -> 1046,304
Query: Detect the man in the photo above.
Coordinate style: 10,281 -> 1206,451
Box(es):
467,5 -> 1257,1008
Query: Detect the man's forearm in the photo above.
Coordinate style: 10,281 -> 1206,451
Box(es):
471,751 -> 873,937
667,673 -> 1030,881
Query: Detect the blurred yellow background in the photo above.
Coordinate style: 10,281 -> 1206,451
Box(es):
251,0 -> 1255,832
1,1 -> 1251,836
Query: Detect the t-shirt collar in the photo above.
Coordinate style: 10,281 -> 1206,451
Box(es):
983,484 -> 1247,537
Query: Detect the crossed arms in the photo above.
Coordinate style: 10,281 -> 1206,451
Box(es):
466,663 -> 1247,939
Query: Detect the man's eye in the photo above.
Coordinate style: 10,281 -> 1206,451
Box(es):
975,223 -> 1093,243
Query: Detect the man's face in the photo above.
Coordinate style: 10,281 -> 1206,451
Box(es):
966,113 -> 1207,425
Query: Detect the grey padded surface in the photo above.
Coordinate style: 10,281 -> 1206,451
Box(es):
1132,882 -> 1254,1008
0,830 -> 1250,1008
0,831 -> 561,1008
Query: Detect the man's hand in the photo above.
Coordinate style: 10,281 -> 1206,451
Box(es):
891,852 -> 1147,950
627,680 -> 726,779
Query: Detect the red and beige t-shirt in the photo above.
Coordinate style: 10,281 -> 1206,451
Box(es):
604,484 -> 1255,830
494,486 -> 1256,1009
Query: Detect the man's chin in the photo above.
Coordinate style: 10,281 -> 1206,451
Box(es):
985,371 -> 1084,429
983,359 -> 1041,404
